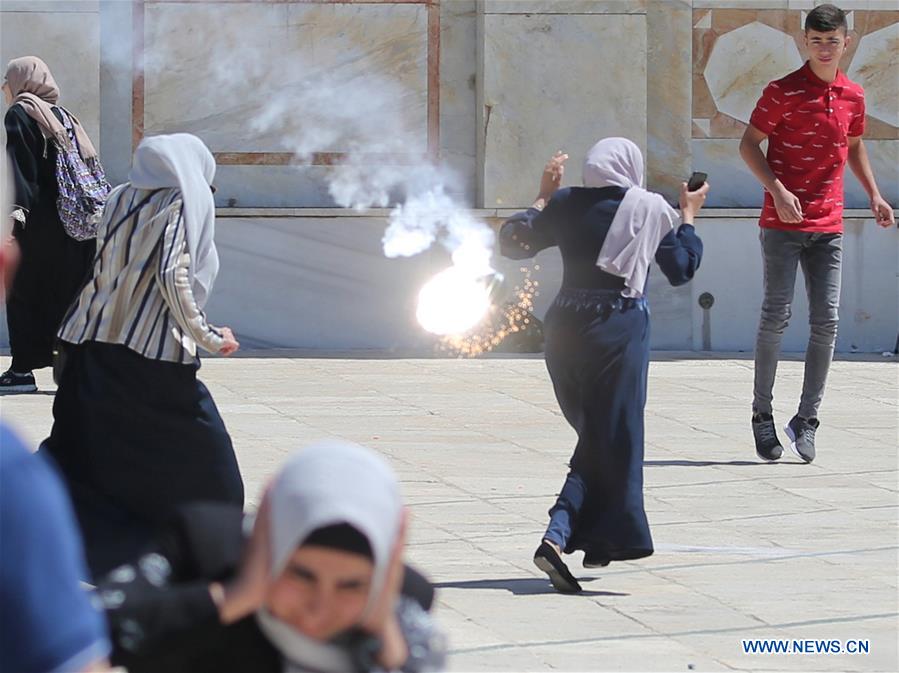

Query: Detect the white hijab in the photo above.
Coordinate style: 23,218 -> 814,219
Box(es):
256,440 -> 404,673
585,137 -> 679,298
128,133 -> 219,308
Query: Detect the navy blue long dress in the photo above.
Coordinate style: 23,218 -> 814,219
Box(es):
500,186 -> 703,563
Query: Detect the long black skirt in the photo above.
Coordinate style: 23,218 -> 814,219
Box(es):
543,288 -> 653,561
41,341 -> 244,577
6,212 -> 95,372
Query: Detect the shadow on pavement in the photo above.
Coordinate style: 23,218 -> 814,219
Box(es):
644,459 -> 797,466
434,577 -> 628,597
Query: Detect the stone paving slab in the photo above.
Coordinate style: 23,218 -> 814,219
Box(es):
1,355 -> 897,672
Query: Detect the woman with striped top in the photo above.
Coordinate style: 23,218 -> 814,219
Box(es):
41,134 -> 245,577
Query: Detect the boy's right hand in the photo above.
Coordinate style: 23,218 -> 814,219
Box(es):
772,185 -> 803,224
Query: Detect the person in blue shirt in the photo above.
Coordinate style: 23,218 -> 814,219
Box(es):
0,423 -> 111,673
0,228 -> 109,672
500,138 -> 708,593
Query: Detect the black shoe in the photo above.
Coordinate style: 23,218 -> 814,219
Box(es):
785,415 -> 818,463
533,541 -> 582,594
752,413 -> 783,461
583,553 -> 610,569
0,369 -> 37,393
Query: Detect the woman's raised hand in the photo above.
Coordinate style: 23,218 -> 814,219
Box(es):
679,181 -> 710,223
538,151 -> 569,202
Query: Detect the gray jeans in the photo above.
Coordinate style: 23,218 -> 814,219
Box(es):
753,228 -> 843,420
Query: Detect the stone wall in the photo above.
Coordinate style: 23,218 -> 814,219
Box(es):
1,0 -> 896,352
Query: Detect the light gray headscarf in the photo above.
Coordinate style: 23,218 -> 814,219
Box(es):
584,137 -> 679,298
256,440 -> 404,673
127,133 -> 219,308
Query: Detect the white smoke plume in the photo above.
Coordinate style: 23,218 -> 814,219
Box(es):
105,5 -> 495,273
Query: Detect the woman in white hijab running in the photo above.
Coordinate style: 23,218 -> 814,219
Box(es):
41,133 -> 244,578
94,440 -> 446,673
500,138 -> 710,593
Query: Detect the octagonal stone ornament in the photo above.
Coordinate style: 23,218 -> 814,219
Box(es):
705,21 -> 804,125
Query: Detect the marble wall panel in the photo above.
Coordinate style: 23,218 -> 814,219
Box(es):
479,12 -> 648,208
0,5 -> 101,147
99,0 -> 134,186
439,0 -> 478,205
689,215 -> 898,353
1,1 -> 98,11
142,2 -> 429,154
206,215 -> 446,350
647,0 -> 693,201
483,0 -> 647,13
212,166 -> 335,209
846,21 -> 899,128
637,0 -> 698,352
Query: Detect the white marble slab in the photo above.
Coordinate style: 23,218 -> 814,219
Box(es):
479,12 -> 648,208
0,1 -> 98,11
143,2 -> 428,154
206,215 -> 444,350
689,215 -> 898,353
483,0 -> 647,13
647,0 -> 693,197
439,0 -> 478,205
0,8 -> 100,147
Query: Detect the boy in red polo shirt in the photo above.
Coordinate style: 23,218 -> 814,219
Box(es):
740,4 -> 894,464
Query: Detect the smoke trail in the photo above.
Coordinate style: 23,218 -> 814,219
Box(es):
113,5 -> 495,273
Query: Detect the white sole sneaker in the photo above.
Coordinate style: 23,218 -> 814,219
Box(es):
783,422 -> 815,463
784,423 -> 799,457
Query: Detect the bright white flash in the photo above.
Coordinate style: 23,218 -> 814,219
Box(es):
416,267 -> 491,336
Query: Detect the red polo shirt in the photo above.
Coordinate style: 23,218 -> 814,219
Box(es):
749,62 -> 866,234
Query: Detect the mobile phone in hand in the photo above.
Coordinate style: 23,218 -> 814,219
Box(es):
687,171 -> 707,192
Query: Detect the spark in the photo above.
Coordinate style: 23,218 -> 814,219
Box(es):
436,265 -> 541,358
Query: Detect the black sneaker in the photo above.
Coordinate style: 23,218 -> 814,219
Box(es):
752,413 -> 783,461
785,415 -> 818,463
0,369 -> 37,393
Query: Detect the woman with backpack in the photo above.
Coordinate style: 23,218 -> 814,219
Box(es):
40,133 -> 244,577
2,56 -> 108,393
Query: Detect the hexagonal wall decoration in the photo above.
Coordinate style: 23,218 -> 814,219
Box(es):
705,21 -> 803,126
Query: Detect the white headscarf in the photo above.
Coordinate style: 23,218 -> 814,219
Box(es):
256,440 -> 404,673
128,133 -> 219,308
584,137 -> 680,298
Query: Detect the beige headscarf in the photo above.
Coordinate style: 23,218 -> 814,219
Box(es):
4,56 -> 98,159
585,138 -> 680,298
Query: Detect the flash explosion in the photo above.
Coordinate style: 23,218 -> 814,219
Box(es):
416,266 -> 541,358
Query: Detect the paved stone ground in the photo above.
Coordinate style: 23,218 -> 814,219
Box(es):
2,354 -> 897,672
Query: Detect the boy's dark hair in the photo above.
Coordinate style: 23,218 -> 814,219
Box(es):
805,4 -> 848,34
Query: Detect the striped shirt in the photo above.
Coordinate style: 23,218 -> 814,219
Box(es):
58,185 -> 224,365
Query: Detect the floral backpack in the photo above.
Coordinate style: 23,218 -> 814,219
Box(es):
55,110 -> 111,241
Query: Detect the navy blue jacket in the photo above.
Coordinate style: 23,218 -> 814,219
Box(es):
500,186 -> 703,290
